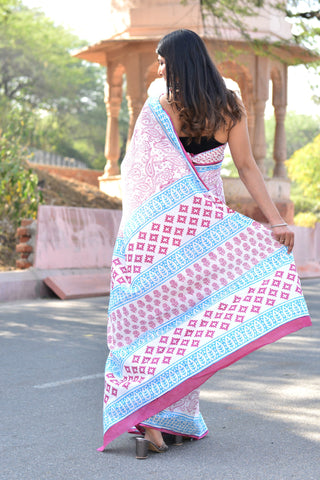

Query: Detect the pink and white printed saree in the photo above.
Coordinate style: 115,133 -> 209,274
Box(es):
98,96 -> 311,450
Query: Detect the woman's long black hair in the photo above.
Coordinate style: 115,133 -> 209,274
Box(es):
156,29 -> 243,141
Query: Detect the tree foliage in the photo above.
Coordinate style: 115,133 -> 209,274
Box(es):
264,111 -> 320,174
283,112 -> 320,158
198,0 -> 268,40
0,0 -> 102,113
286,133 -> 320,201
0,105 -> 43,227
199,0 -> 320,49
286,133 -> 320,224
0,0 -> 107,167
294,211 -> 318,227
285,0 -> 320,48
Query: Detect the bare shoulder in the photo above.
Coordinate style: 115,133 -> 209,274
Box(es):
159,94 -> 181,131
159,94 -> 172,114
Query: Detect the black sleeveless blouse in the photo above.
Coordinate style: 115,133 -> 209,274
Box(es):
179,136 -> 225,154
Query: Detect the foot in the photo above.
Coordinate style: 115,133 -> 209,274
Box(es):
144,427 -> 165,448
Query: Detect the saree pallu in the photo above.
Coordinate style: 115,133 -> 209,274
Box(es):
98,96 -> 311,450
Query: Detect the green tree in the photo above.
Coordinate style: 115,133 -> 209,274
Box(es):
119,83 -> 130,163
0,103 -> 43,268
285,0 -> 320,48
0,0 -> 102,113
0,0 -> 107,167
28,89 -> 107,168
265,112 -> 320,175
287,133 -> 320,201
281,112 -> 319,158
199,0 -> 320,48
286,133 -> 320,222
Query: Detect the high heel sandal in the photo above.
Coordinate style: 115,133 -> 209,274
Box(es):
172,435 -> 183,446
135,436 -> 168,459
162,433 -> 185,446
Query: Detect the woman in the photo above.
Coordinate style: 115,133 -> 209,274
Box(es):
98,29 -> 311,459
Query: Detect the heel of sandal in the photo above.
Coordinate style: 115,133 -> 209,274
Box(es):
136,437 -> 148,459
173,435 -> 183,446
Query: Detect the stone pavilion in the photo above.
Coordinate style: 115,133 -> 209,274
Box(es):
74,0 -> 315,223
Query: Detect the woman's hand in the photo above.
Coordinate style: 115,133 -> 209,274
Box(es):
271,225 -> 294,254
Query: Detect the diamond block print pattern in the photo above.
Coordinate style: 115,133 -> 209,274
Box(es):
105,263 -> 301,402
111,194 -> 223,288
108,221 -> 283,350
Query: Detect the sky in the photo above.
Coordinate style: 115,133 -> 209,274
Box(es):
23,0 -> 319,118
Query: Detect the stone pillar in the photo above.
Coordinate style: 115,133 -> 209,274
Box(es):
125,51 -> 145,145
235,68 -> 254,145
273,105 -> 287,177
252,57 -> 270,176
102,62 -> 123,177
272,65 -> 288,178
126,97 -> 144,146
253,99 -> 267,174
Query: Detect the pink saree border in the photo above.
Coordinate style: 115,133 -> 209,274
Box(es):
98,314 -> 311,451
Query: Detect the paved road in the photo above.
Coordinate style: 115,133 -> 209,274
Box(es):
1,279 -> 319,480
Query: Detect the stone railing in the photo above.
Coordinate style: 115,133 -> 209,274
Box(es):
28,149 -> 89,169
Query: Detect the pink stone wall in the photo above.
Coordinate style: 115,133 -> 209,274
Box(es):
31,206 -> 320,278
34,206 -> 122,269
292,224 -> 320,277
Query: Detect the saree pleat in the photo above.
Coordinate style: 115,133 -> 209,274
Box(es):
98,96 -> 311,450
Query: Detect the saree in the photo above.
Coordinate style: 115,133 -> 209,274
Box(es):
98,95 -> 311,450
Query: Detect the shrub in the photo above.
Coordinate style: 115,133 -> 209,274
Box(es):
294,212 -> 318,228
291,191 -> 320,216
0,135 -> 42,229
286,134 -> 320,202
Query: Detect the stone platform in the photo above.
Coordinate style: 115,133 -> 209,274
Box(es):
0,206 -> 122,302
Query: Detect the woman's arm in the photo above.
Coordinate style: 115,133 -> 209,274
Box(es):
228,112 -> 294,254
